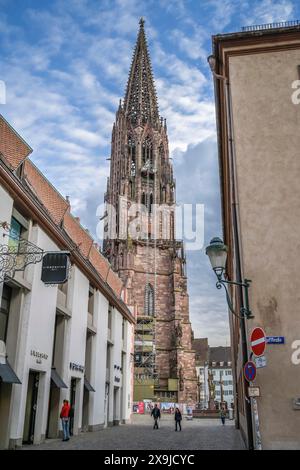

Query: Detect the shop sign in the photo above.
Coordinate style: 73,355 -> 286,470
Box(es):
69,362 -> 84,373
30,350 -> 48,364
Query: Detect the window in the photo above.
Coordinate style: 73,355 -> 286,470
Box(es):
122,318 -> 125,340
108,305 -> 112,330
9,217 -> 22,251
144,283 -> 154,316
142,137 -> 153,165
88,285 -> 94,315
128,136 -> 136,177
0,284 -> 12,342
142,193 -> 153,213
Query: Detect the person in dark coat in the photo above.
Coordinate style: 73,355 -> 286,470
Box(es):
175,407 -> 182,431
151,404 -> 161,429
220,407 -> 226,425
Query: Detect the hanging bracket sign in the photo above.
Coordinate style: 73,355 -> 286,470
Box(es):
41,252 -> 70,284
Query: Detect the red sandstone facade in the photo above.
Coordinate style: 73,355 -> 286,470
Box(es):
103,20 -> 197,405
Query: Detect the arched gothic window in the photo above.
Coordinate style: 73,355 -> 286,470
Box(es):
141,193 -> 153,213
142,137 -> 153,165
149,193 -> 153,213
128,135 -> 136,176
144,283 -> 154,316
159,143 -> 164,161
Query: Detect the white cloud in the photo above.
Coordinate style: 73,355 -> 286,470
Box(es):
170,29 -> 207,60
0,0 -> 236,346
249,0 -> 294,24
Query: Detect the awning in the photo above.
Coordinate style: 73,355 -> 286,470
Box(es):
0,362 -> 21,384
51,368 -> 68,389
84,377 -> 95,392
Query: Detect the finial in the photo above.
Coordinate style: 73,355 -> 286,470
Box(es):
139,17 -> 145,27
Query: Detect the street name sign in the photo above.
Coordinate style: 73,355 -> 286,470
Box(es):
250,327 -> 266,357
266,336 -> 285,344
244,361 -> 257,382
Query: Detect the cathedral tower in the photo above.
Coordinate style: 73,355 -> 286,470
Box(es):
103,19 -> 197,405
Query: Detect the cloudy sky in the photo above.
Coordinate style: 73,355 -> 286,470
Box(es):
1,0 -> 299,346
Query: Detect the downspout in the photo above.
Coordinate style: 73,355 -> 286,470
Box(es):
224,76 -> 255,451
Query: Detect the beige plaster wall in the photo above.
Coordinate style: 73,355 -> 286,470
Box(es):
228,47 -> 300,449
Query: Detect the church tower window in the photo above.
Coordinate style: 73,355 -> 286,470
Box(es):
144,283 -> 154,316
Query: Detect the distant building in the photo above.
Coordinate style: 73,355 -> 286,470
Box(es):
193,339 -> 233,410
193,338 -> 209,409
209,347 -> 234,409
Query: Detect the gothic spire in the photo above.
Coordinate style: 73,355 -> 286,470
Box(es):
124,18 -> 159,126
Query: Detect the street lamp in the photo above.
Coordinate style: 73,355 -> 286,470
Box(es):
206,237 -> 254,319
207,55 -> 227,81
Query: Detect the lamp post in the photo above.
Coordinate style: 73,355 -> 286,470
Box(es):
205,237 -> 254,320
205,237 -> 254,450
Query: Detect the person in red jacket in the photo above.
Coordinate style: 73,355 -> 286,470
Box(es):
60,400 -> 71,441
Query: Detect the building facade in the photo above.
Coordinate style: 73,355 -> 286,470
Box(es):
209,347 -> 234,410
103,20 -> 197,405
193,338 -> 209,409
211,23 -> 300,449
193,339 -> 234,410
0,115 -> 135,449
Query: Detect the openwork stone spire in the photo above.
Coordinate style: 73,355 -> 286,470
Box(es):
124,18 -> 159,126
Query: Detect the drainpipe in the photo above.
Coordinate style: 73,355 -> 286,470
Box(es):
224,77 -> 255,452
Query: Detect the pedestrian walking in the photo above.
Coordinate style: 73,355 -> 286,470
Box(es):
220,407 -> 226,426
60,399 -> 71,441
174,407 -> 182,431
151,403 -> 161,429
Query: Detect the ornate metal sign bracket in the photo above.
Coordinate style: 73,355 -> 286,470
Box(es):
0,221 -> 44,283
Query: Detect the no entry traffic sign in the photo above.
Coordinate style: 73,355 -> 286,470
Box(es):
244,361 -> 257,382
250,327 -> 266,357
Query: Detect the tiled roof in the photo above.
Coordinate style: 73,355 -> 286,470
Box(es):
0,114 -> 32,170
209,346 -> 232,364
63,212 -> 93,258
23,160 -> 69,225
106,268 -> 123,297
193,338 -> 209,363
88,244 -> 110,280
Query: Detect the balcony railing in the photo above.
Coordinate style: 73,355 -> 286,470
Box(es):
242,20 -> 300,32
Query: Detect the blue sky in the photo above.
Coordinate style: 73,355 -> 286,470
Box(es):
1,0 -> 299,345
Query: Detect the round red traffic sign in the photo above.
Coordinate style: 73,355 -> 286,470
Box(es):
244,361 -> 257,382
250,327 -> 266,357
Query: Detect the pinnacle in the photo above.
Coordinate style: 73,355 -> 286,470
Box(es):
123,19 -> 159,125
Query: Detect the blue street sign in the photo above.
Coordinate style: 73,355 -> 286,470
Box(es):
244,361 -> 257,382
266,336 -> 285,344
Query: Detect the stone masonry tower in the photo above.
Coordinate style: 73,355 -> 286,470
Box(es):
103,19 -> 197,405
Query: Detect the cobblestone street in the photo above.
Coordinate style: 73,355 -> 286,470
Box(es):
23,415 -> 245,451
